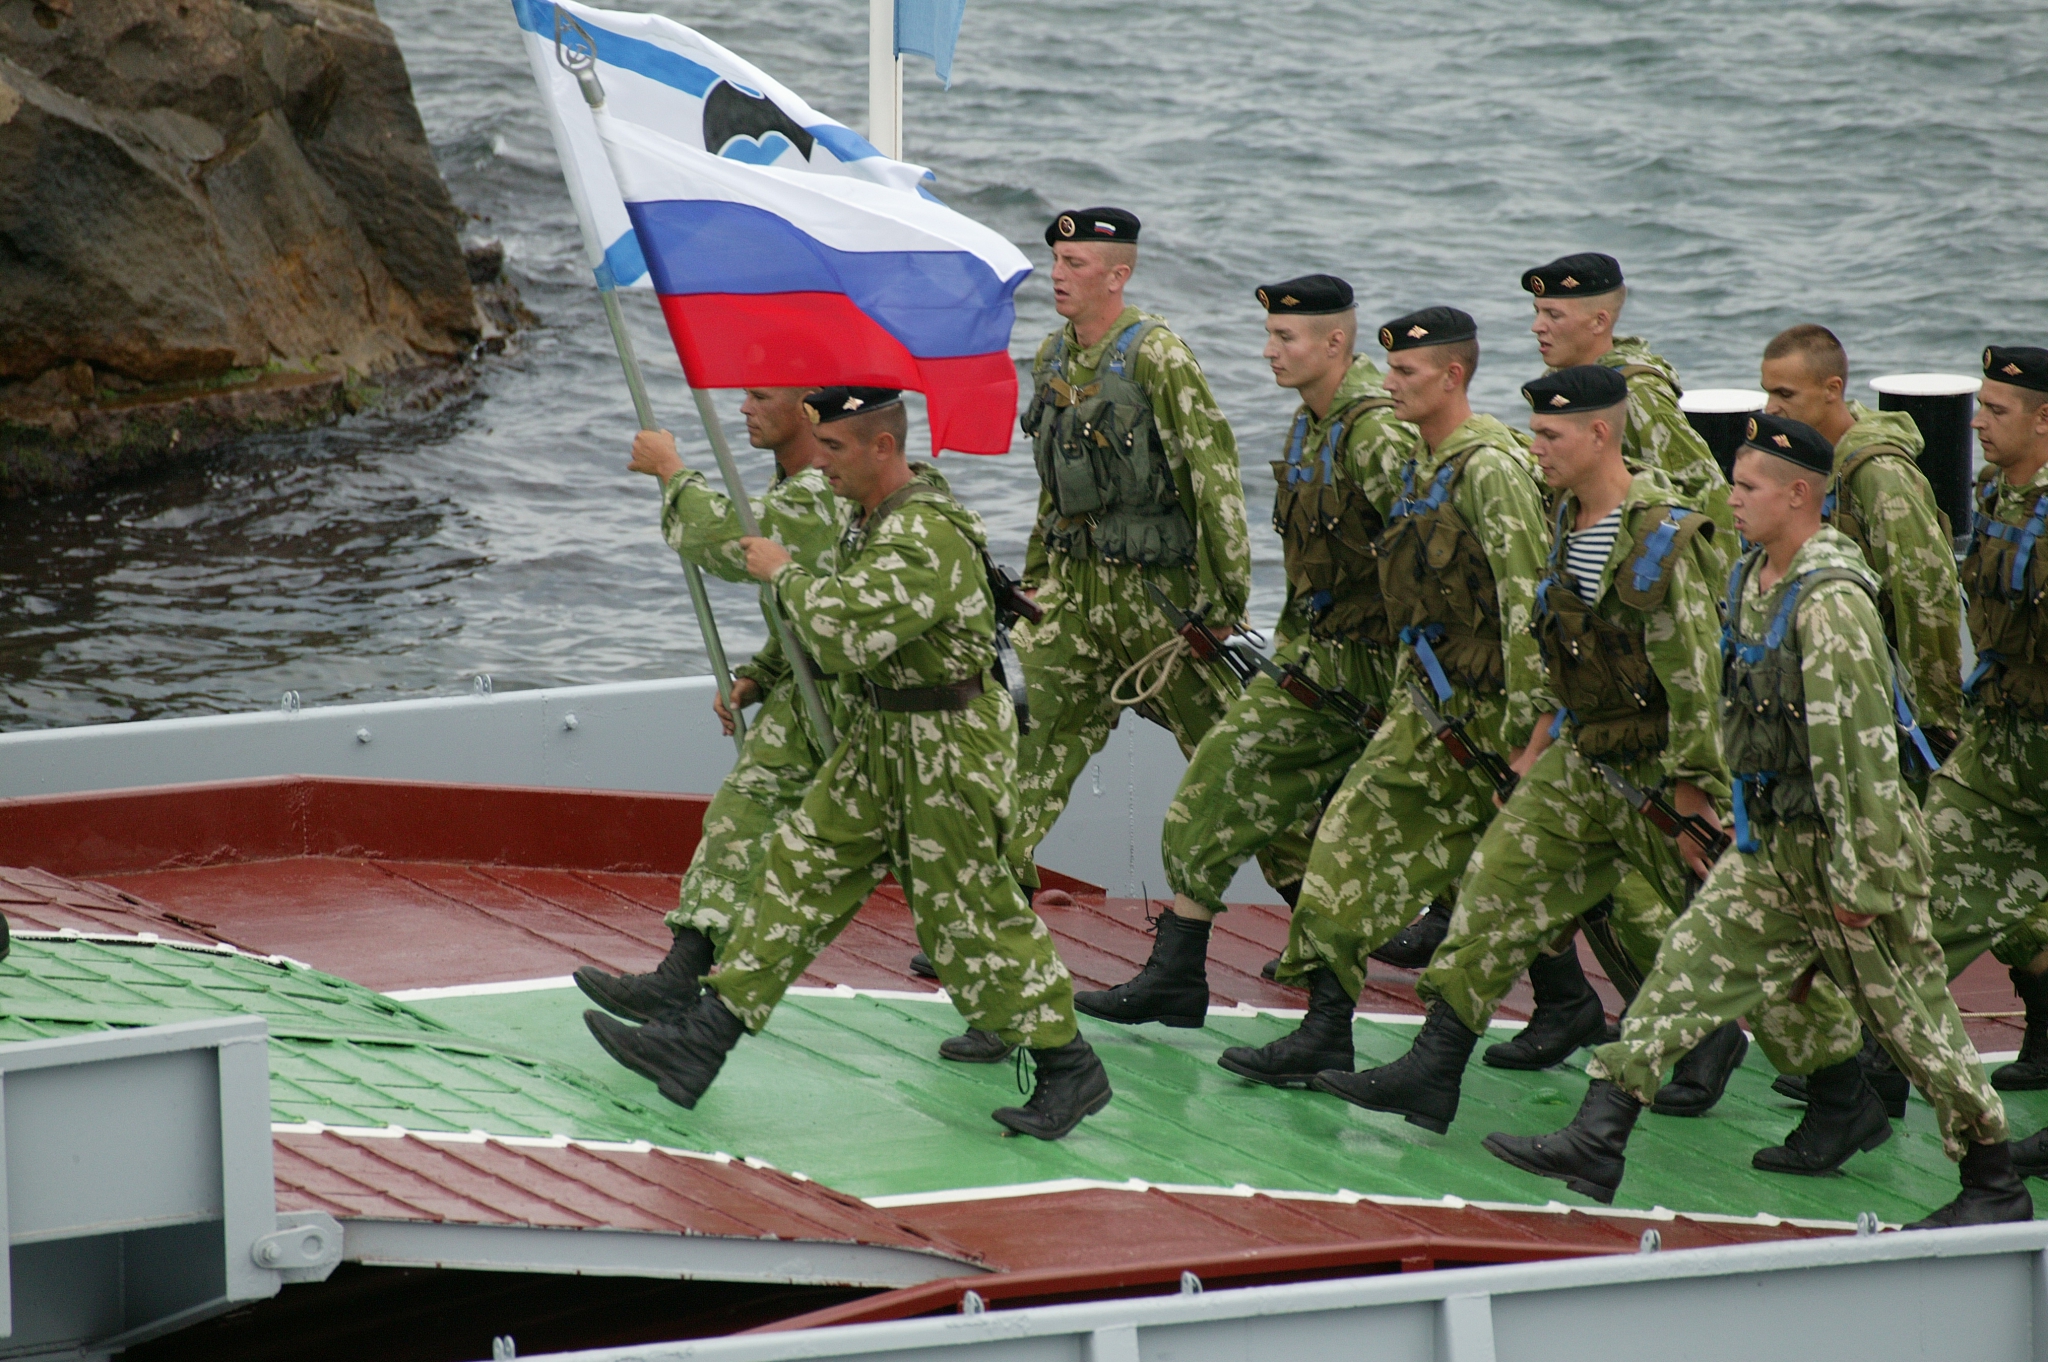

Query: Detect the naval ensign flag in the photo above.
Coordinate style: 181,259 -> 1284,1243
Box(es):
513,0 -> 1030,455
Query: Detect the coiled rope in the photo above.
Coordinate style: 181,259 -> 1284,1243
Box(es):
1110,635 -> 1192,709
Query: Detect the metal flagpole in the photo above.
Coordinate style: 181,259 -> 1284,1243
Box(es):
558,31 -> 838,753
868,0 -> 904,158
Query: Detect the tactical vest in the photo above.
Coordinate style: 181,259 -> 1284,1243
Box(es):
1021,320 -> 1196,567
1533,502 -> 1710,760
1379,448 -> 1504,696
1271,394 -> 1396,645
1960,467 -> 2048,721
1719,550 -> 1937,850
1821,443 -> 1953,647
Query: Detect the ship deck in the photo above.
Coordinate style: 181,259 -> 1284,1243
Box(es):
1,774 -> 2040,1351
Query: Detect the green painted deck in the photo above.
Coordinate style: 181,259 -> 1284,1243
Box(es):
417,985 -> 2048,1229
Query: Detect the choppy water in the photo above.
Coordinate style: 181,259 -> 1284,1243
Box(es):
3,0 -> 2044,729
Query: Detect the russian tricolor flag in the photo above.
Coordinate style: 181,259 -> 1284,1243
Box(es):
514,0 -> 1031,455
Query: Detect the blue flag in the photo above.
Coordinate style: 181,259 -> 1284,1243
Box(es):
895,0 -> 966,87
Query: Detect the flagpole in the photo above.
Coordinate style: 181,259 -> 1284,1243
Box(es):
868,0 -> 903,158
595,282 -> 747,755
560,46 -> 840,755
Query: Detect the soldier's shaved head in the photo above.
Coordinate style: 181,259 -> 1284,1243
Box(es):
1763,324 -> 1849,384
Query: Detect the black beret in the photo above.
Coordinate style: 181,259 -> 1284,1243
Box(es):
1257,274 -> 1353,316
802,386 -> 903,425
1046,207 -> 1140,247
1984,345 -> 2048,394
1738,412 -> 1834,475
1521,252 -> 1624,299
1522,364 -> 1629,414
1377,306 -> 1477,352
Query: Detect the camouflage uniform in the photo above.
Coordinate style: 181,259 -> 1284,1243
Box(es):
1587,529 -> 2006,1159
1924,462 -> 2048,973
1419,466 -> 1729,1032
1827,402 -> 1964,733
1009,307 -> 1252,881
708,482 -> 1079,1048
1274,415 -> 1556,1000
1595,338 -> 1733,541
1161,357 -> 1417,911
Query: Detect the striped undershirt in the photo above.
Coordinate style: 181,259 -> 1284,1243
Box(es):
1563,506 -> 1624,604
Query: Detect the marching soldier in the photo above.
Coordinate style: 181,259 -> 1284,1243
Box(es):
1074,275 -> 1419,1027
1524,253 -> 1730,533
1316,366 -> 1733,1132
576,390 -> 852,1023
584,388 -> 1111,1140
1483,413 -> 2031,1229
1196,307 -> 1554,1081
1008,208 -> 1253,893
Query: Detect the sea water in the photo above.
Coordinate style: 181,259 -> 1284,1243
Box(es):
2,0 -> 2042,728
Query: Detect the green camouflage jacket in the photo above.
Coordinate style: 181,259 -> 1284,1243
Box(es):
1273,354 -> 1422,643
1593,338 -> 1733,543
1549,465 -> 1729,797
1023,306 -> 1252,619
1740,526 -> 1930,916
1407,413 -> 1559,737
771,481 -> 997,693
1831,402 -> 1964,731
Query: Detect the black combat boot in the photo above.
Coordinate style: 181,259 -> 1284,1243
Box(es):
1312,1002 -> 1479,1134
1651,1022 -> 1750,1116
1073,910 -> 1211,1027
1260,882 -> 1303,982
583,989 -> 746,1110
574,927 -> 713,1025
1483,946 -> 1607,1071
1217,968 -> 1355,1087
1771,1028 -> 1911,1118
0,910 -> 9,962
991,1035 -> 1113,1139
2012,1127 -> 2048,1180
939,1029 -> 1015,1063
1993,966 -> 2048,1090
1482,1079 -> 1643,1205
1903,1140 -> 2035,1229
909,951 -> 939,980
1751,1055 -> 1892,1174
1368,896 -> 1454,969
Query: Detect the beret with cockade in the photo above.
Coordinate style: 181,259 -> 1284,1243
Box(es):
802,386 -> 903,425
1521,252 -> 1624,299
1739,411 -> 1834,475
1045,207 -> 1140,247
1983,345 -> 2048,394
1522,364 -> 1629,414
1377,306 -> 1477,352
1256,274 -> 1354,316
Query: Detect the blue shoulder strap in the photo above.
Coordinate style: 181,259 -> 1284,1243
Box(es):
1631,507 -> 1693,594
1104,320 -> 1149,377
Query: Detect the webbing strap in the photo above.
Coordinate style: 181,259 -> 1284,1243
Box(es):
1401,624 -> 1455,703
1391,458 -> 1458,519
1632,508 -> 1692,594
1731,775 -> 1772,854
1893,676 -> 1941,772
1104,320 -> 1147,377
1283,411 -> 1346,486
1965,649 -> 2004,696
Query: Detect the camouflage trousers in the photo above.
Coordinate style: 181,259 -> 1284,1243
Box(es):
710,686 -> 1079,1048
1587,824 -> 2007,1159
1926,713 -> 2048,974
1276,686 -> 1519,1000
665,678 -> 831,946
1009,553 -> 1235,883
1417,743 -> 1692,1033
1162,634 -> 1398,914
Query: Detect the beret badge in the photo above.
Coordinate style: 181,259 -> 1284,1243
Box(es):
1256,288 -> 1270,308
1746,417 -> 1759,439
1379,326 -> 1395,348
1407,325 -> 1429,339
2006,363 -> 2025,376
1529,275 -> 1546,297
1056,214 -> 1076,240
1549,394 -> 1571,408
802,403 -> 822,425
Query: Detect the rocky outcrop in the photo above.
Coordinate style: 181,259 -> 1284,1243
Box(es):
0,0 -> 512,496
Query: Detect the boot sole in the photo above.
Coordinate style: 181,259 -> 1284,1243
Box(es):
1480,1005 -> 1608,1072
1990,1070 -> 2048,1092
1751,1119 -> 1892,1176
1481,1134 -> 1618,1205
1216,1052 -> 1350,1089
939,1047 -> 1016,1064
574,969 -> 660,1025
1072,999 -> 1206,1028
991,1086 -> 1112,1140
1309,1075 -> 1452,1134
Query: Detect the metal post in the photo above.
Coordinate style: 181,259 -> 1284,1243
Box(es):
597,286 -> 745,753
868,0 -> 904,158
560,41 -> 838,753
1678,387 -> 1767,481
1871,373 -> 1982,554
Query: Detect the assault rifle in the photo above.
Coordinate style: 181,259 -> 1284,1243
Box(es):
1591,759 -> 1732,877
982,554 -> 1043,734
1406,682 -> 1518,801
1145,581 -> 1384,732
